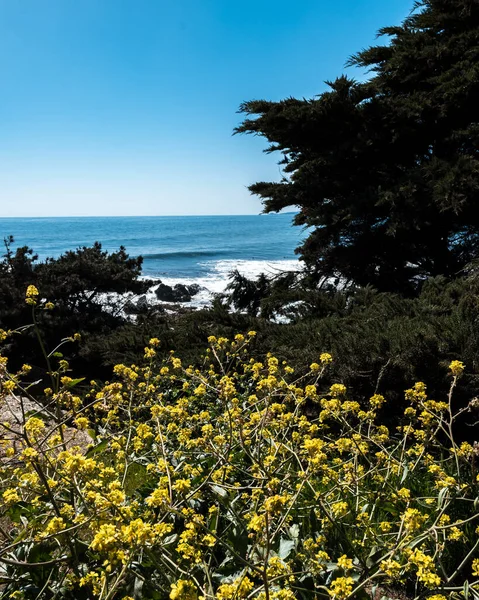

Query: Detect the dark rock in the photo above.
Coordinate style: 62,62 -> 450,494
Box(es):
173,284 -> 192,301
124,299 -> 137,314
187,284 -> 201,296
155,283 -> 178,302
154,281 -> 201,303
136,295 -> 149,312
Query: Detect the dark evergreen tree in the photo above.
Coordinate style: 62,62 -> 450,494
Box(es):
0,238 -> 149,375
236,0 -> 479,293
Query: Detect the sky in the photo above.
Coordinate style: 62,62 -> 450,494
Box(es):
0,0 -> 412,217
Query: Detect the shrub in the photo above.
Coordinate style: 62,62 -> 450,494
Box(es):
1,304 -> 478,599
0,238 -> 150,380
217,271 -> 479,423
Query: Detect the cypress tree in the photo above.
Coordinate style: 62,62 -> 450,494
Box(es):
236,0 -> 479,293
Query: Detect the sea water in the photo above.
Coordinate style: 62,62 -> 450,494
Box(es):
0,214 -> 306,306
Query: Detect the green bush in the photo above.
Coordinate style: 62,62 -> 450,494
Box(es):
1,311 -> 478,599
0,238 -> 149,380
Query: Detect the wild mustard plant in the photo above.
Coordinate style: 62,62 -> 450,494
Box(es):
0,288 -> 478,599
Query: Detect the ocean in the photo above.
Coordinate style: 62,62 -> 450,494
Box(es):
0,214 -> 306,306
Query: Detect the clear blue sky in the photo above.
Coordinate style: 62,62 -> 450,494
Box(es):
0,0 -> 412,217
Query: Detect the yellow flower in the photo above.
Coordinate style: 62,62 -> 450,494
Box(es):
121,519 -> 155,546
380,558 -> 401,578
369,394 -> 385,409
247,513 -> 266,532
42,517 -> 66,537
2,380 -> 16,392
331,502 -> 348,518
2,488 -> 21,505
337,555 -> 353,571
330,383 -> 346,396
403,508 -> 427,532
79,572 -> 102,595
90,524 -> 119,552
25,416 -> 46,439
173,478 -> 191,494
397,487 -> 411,501
264,494 -> 289,514
170,580 -> 197,600
449,360 -> 465,376
329,576 -> 354,599
21,447 -> 39,461
74,416 -> 89,430
448,526 -> 463,541
471,558 -> 479,577
267,556 -> 291,577
26,285 -> 39,298
144,346 -> 156,358
405,382 -> 427,402
408,548 -> 441,589
320,352 -> 333,364
217,576 -> 254,599
202,533 -> 216,547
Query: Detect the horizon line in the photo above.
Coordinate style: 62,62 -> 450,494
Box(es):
0,212 -> 297,219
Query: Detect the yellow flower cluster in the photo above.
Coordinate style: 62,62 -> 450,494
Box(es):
25,284 -> 39,305
0,334 -> 475,600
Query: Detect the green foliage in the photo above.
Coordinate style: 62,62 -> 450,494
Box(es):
236,0 -> 479,293
226,270 -> 273,316
0,237 -> 149,378
1,326 -> 478,600
2,232 -> 478,429
167,270 -> 479,431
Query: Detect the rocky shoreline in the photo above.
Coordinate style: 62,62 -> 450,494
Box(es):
115,279 -> 210,317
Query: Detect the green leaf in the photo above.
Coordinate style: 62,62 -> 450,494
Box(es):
124,462 -> 148,495
86,428 -> 97,441
438,487 -> 449,510
209,512 -> 218,533
63,377 -> 85,389
289,523 -> 300,540
7,502 -> 31,524
210,484 -> 228,498
366,545 -> 383,568
163,534 -> 178,546
278,538 -> 295,560
133,575 -> 144,599
86,439 -> 108,458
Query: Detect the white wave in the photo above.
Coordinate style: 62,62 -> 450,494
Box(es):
98,258 -> 302,312
208,258 -> 301,286
159,259 -> 302,307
